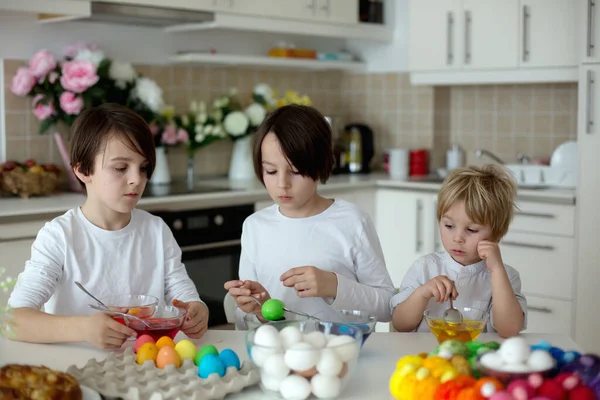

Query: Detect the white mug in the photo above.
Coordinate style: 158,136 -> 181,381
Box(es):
388,148 -> 409,180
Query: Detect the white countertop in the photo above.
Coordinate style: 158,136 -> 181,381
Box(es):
0,331 -> 579,399
0,173 -> 576,219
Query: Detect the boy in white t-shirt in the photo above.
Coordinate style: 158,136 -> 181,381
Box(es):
224,105 -> 395,328
391,164 -> 527,337
7,104 -> 208,348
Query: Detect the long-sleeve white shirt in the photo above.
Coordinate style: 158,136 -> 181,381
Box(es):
8,207 -> 201,315
235,199 -> 395,328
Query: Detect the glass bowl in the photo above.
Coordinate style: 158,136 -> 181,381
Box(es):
245,320 -> 363,399
423,307 -> 489,343
122,305 -> 186,341
318,309 -> 377,347
99,294 -> 159,320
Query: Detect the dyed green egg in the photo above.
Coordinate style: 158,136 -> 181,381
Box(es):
261,299 -> 285,321
195,344 -> 219,366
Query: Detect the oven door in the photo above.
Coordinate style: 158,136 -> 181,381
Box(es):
181,239 -> 240,328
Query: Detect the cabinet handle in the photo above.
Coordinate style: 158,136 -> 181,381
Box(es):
320,0 -> 330,16
515,211 -> 554,219
464,10 -> 471,65
522,5 -> 530,62
0,236 -> 36,243
588,0 -> 596,57
447,12 -> 454,65
307,0 -> 315,13
587,69 -> 595,134
527,306 -> 552,314
416,199 -> 423,253
502,241 -> 555,251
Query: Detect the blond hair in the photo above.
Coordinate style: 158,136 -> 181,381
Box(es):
437,164 -> 517,241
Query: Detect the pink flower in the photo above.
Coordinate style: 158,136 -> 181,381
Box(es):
161,125 -> 178,145
10,67 -> 36,96
60,60 -> 99,94
149,123 -> 159,136
48,72 -> 59,84
32,94 -> 55,120
176,129 -> 189,143
64,41 -> 98,58
59,92 -> 84,115
29,50 -> 56,79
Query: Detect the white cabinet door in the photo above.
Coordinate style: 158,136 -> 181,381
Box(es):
0,239 -> 32,282
579,0 -> 600,63
519,0 -> 577,68
375,189 -> 437,287
462,0 -> 519,69
274,0 -> 321,21
575,65 -> 600,353
525,296 -> 573,335
316,0 -> 358,24
408,0 -> 462,71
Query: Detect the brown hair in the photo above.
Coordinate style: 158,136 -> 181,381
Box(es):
252,104 -> 333,184
70,103 -> 156,189
437,164 -> 517,241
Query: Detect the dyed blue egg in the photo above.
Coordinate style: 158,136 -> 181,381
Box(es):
561,350 -> 581,364
218,348 -> 241,370
198,354 -> 226,379
531,340 -> 552,351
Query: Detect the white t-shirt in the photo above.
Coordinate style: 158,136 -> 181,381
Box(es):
236,199 -> 395,328
390,250 -> 527,333
8,207 -> 201,315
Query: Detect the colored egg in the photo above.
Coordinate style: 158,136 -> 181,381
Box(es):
261,299 -> 285,321
174,339 -> 197,361
136,342 -> 159,365
218,348 -> 241,370
156,336 -> 176,350
156,346 -> 182,369
198,353 -> 226,378
195,344 -> 219,366
134,334 -> 155,354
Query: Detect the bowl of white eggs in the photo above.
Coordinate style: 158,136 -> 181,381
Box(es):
245,320 -> 363,399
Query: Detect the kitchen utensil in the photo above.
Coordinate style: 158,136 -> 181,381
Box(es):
442,297 -> 463,324
88,304 -> 152,328
248,296 -> 321,321
75,281 -> 108,308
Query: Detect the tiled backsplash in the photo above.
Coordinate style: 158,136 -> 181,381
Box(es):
3,59 -> 578,177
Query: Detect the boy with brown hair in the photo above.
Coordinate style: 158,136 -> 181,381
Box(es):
391,164 -> 527,337
8,103 -> 208,348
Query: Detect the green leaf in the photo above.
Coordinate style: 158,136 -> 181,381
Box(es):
39,118 -> 54,134
98,59 -> 111,77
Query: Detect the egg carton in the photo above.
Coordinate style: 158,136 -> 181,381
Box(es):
66,347 -> 260,400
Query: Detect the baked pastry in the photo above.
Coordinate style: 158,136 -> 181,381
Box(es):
0,364 -> 82,400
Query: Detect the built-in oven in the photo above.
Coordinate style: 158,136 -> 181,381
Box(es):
152,204 -> 254,328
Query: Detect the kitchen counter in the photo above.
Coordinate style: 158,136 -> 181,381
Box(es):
0,331 -> 580,399
0,173 -> 576,219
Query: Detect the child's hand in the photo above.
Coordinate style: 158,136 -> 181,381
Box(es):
84,312 -> 137,350
224,280 -> 270,315
280,266 -> 338,299
477,240 -> 504,271
172,300 -> 209,339
417,276 -> 458,303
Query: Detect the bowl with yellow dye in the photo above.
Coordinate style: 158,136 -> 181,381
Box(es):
423,307 -> 489,344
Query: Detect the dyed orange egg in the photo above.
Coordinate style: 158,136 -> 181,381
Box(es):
136,342 -> 158,365
156,336 -> 175,350
156,346 -> 182,369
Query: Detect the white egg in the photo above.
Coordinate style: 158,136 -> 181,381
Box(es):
316,348 -> 343,377
254,325 -> 282,348
251,346 -> 279,367
304,331 -> 327,349
284,342 -> 320,372
263,353 -> 291,380
527,350 -> 555,371
499,337 -> 530,365
327,335 -> 359,363
279,375 -> 312,400
325,334 -> 337,343
480,352 -> 505,370
261,374 -> 282,392
311,373 -> 342,399
280,326 -> 304,349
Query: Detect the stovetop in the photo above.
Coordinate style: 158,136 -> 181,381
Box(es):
142,181 -> 239,198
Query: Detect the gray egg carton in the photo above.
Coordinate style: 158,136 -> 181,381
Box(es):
66,347 -> 260,400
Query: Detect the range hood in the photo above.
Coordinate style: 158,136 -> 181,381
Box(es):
84,2 -> 214,27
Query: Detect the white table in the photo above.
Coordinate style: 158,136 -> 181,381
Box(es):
0,331 -> 579,399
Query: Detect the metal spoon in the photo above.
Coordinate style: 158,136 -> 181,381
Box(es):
248,296 -> 321,321
443,296 -> 463,324
75,281 -> 108,308
88,304 -> 152,328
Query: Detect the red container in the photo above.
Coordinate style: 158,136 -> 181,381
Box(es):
410,149 -> 429,176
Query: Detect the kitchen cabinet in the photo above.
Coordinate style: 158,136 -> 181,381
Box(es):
273,0 -> 358,25
519,0 -> 577,68
578,0 -> 600,63
574,64 -> 600,352
86,0 -> 214,11
375,189 -> 439,287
